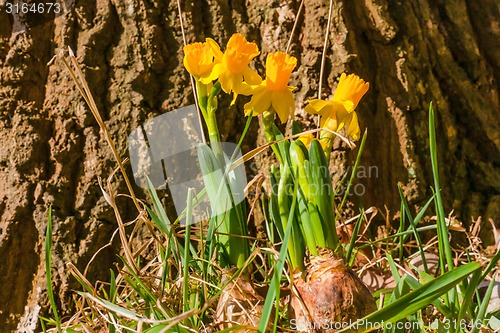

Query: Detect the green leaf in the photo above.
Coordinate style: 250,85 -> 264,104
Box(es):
308,139 -> 337,249
143,324 -> 190,333
338,130 -> 367,215
455,269 -> 482,333
182,188 -> 194,320
109,269 -> 117,303
346,212 -> 363,265
45,206 -> 62,333
339,262 -> 481,332
429,103 -> 454,273
404,273 -> 452,318
198,144 -> 249,268
80,292 -> 146,321
146,177 -> 171,234
471,273 -> 497,333
481,248 -> 500,282
269,166 -> 284,240
277,163 -> 304,271
292,121 -> 303,136
296,193 -> 318,254
398,183 -> 428,272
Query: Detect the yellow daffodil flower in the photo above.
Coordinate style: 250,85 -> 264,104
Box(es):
202,34 -> 261,103
305,73 -> 369,140
183,42 -> 215,81
244,52 -> 297,123
297,133 -> 329,150
298,133 -> 315,147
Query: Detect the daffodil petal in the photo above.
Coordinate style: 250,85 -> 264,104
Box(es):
347,112 -> 360,140
218,71 -> 238,94
336,107 -> 349,132
231,92 -> 239,105
244,90 -> 272,115
304,99 -> 333,116
183,56 -> 194,77
336,101 -> 350,122
206,38 -> 223,61
183,42 -> 215,79
272,89 -> 294,123
243,67 -> 262,85
320,114 -> 339,132
202,63 -> 224,84
236,81 -> 255,95
265,52 -> 297,91
298,133 -> 315,148
342,100 -> 355,113
333,73 -> 349,101
232,75 -> 252,95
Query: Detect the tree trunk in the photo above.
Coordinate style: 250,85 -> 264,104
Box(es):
0,0 -> 498,331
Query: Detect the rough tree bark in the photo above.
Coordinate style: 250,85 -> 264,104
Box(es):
0,0 -> 498,331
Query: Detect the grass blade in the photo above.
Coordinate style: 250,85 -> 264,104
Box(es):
471,273 -> 497,333
346,211 -> 363,265
398,183 -> 428,272
455,269 -> 482,332
258,176 -> 299,333
338,130 -> 367,214
429,104 -> 453,273
182,188 -> 194,320
339,262 -> 481,332
480,248 -> 500,282
45,206 -> 62,333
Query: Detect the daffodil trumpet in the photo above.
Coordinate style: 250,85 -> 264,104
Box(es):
248,52 -> 298,166
244,52 -> 297,123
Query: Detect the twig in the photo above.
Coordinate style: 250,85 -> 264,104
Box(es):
317,0 -> 334,130
286,0 -> 304,54
60,49 -> 142,214
176,0 -> 206,143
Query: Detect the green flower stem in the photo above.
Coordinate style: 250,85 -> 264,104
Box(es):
278,163 -> 304,271
206,113 -> 220,144
195,81 -> 249,269
262,109 -> 283,163
195,81 -> 209,120
205,83 -> 221,140
204,83 -> 224,166
319,130 -> 334,163
205,111 -> 223,163
262,110 -> 276,142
